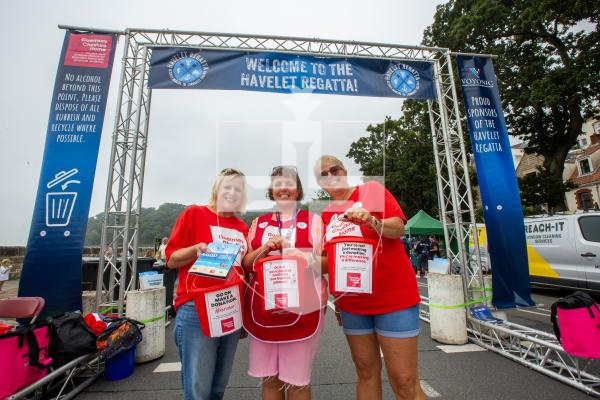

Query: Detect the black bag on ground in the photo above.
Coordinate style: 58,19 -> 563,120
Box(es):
49,312 -> 98,367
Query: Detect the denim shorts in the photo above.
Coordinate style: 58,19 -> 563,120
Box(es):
340,304 -> 420,338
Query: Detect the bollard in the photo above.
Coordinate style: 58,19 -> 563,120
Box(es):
126,287 -> 165,363
81,291 -> 97,315
483,275 -> 493,308
428,273 -> 468,344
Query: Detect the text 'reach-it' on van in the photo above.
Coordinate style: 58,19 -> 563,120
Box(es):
526,212 -> 600,293
468,212 -> 600,293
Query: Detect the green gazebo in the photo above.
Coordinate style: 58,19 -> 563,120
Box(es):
405,210 -> 444,236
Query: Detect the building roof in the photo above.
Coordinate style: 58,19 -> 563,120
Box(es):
569,144 -> 600,186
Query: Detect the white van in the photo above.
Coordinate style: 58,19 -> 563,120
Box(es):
470,212 -> 600,293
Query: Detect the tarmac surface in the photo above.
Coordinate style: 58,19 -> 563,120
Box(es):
2,278 -> 596,399
79,304 -> 593,400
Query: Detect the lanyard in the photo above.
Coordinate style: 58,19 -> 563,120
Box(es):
275,209 -> 299,243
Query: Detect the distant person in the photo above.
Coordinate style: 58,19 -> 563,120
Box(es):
158,237 -> 168,262
0,259 -> 13,293
428,235 -> 440,259
414,237 -> 431,278
400,236 -> 411,256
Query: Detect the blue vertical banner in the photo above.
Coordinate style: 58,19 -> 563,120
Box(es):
456,56 -> 534,309
19,31 -> 117,318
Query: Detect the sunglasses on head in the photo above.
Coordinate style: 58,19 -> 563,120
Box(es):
271,165 -> 298,174
220,168 -> 245,177
319,165 -> 343,177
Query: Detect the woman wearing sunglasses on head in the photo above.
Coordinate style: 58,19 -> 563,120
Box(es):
242,166 -> 327,400
165,168 -> 249,400
315,155 -> 424,400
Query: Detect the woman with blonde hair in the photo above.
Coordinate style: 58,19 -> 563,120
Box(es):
315,155 -> 425,400
166,168 -> 249,400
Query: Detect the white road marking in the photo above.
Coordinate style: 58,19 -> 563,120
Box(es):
417,283 -> 428,288
516,308 -> 550,317
153,362 -> 181,373
436,344 -> 486,353
420,380 -> 441,398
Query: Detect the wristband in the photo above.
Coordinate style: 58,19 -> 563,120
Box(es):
370,216 -> 382,231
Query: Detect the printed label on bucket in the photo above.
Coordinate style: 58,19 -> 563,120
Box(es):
263,259 -> 300,310
346,272 -> 362,288
220,317 -> 235,334
205,285 -> 242,337
335,242 -> 373,293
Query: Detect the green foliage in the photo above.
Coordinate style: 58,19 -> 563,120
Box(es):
518,168 -> 575,210
424,0 -> 600,207
85,203 -> 187,246
347,100 -> 438,218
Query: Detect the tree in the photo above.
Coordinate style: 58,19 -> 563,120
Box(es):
347,100 -> 438,218
424,0 -> 600,208
518,168 -> 575,213
85,203 -> 187,246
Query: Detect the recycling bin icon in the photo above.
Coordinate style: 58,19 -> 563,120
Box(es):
46,192 -> 77,227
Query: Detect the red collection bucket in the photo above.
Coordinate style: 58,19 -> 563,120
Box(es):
326,236 -> 378,296
190,272 -> 245,338
253,255 -> 308,312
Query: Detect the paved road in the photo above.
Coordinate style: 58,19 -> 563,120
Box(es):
80,299 -> 594,400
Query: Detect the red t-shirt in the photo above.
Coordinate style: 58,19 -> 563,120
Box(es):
165,205 -> 249,309
321,181 -> 420,314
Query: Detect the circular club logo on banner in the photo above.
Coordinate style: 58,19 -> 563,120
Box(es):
167,52 -> 208,87
385,63 -> 420,96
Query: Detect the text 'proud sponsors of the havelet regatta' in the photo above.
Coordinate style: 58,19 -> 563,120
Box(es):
456,55 -> 534,308
326,203 -> 376,295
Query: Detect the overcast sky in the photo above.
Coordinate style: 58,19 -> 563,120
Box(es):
0,0 -> 445,245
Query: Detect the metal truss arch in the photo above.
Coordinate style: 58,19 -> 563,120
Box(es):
54,25 -> 597,397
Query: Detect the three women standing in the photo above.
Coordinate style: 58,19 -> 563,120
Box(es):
165,158 -> 424,400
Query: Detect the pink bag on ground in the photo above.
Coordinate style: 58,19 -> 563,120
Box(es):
551,291 -> 600,358
0,324 -> 53,398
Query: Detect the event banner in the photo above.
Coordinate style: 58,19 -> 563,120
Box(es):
149,48 -> 436,100
19,31 -> 117,317
456,55 -> 534,309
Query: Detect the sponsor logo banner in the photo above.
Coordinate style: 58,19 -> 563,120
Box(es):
149,48 -> 436,100
19,31 -> 117,317
457,55 -> 534,309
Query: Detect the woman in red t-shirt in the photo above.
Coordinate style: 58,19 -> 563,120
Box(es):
315,155 -> 425,400
165,168 -> 249,400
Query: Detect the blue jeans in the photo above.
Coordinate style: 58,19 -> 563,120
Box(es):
340,304 -> 420,338
173,302 -> 240,400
